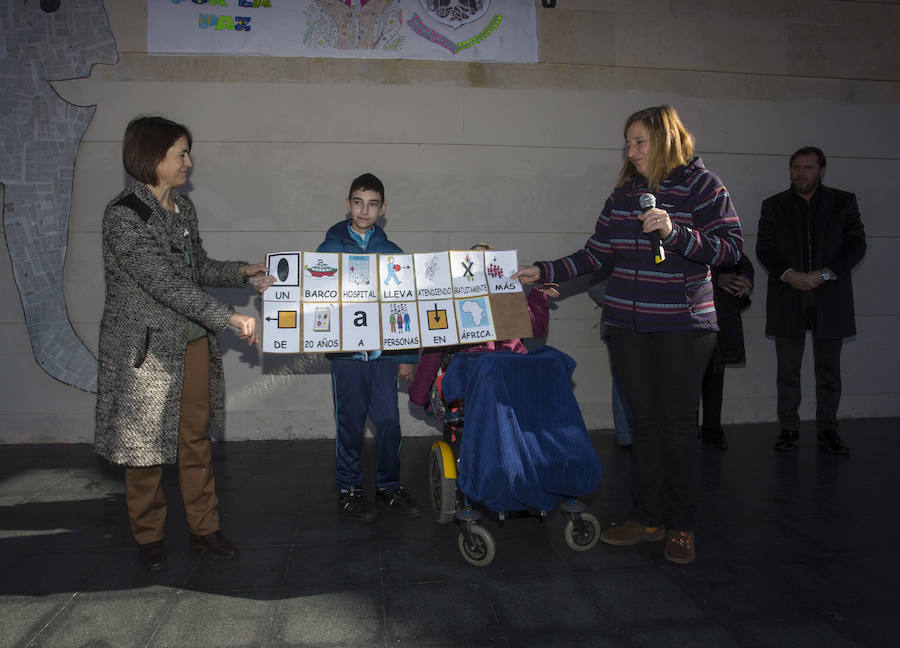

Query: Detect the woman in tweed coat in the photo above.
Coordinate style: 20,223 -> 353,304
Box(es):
95,116 -> 266,571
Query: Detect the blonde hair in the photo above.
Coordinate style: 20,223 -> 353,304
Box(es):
617,105 -> 695,191
470,243 -> 494,251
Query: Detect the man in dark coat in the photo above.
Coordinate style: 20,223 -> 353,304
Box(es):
756,146 -> 866,454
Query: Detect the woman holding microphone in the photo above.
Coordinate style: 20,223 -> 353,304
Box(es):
513,106 -> 742,564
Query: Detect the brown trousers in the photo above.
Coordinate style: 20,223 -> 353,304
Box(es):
125,338 -> 220,544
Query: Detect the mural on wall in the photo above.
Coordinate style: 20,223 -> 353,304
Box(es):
0,0 -> 117,393
148,0 -> 536,63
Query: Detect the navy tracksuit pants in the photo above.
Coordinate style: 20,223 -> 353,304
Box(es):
330,357 -> 402,491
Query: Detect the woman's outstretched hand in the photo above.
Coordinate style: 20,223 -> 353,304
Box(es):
511,264 -> 541,285
228,312 -> 259,346
511,264 -> 558,297
242,262 -> 276,294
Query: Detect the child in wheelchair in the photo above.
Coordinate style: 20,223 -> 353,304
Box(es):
407,246 -> 601,566
408,243 -> 556,440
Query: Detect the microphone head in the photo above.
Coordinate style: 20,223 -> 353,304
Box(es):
639,193 -> 656,210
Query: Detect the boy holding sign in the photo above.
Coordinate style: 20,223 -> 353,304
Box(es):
316,173 -> 420,523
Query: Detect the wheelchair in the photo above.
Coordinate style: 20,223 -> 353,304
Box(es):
426,347 -> 602,567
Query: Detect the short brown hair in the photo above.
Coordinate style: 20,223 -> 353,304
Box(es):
617,105 -> 695,191
790,146 -> 826,168
348,173 -> 385,203
122,116 -> 192,186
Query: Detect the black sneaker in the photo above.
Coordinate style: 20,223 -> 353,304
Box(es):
774,429 -> 798,451
339,486 -> 377,523
375,486 -> 422,518
818,430 -> 849,455
701,429 -> 728,450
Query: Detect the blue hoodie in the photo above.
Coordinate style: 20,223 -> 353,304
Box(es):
317,220 -> 416,363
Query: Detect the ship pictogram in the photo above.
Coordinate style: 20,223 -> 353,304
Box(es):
305,258 -> 338,277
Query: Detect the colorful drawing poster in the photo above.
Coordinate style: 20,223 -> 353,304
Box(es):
485,249 -> 522,294
450,250 -> 488,298
381,302 -> 420,350
302,252 -> 340,302
418,299 -> 459,347
147,1 -> 538,64
302,302 -> 340,352
378,253 -> 416,302
455,295 -> 496,344
262,301 -> 300,354
264,251 -> 301,302
341,302 -> 381,352
413,251 -> 453,301
341,253 -> 378,302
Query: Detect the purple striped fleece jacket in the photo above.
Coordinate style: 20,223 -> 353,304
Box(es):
537,157 -> 743,333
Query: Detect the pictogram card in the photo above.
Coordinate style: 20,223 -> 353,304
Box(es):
302,252 -> 340,302
455,295 -> 496,344
262,301 -> 300,353
413,252 -> 453,301
301,302 -> 340,352
378,253 -> 416,302
418,299 -> 459,347
341,302 -> 381,351
381,301 -> 420,350
341,253 -> 378,302
450,249 -> 488,298
485,250 -> 523,294
264,251 -> 301,302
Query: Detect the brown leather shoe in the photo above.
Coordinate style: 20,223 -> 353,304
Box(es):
139,540 -> 167,572
600,520 -> 666,546
664,530 -> 696,564
189,531 -> 240,557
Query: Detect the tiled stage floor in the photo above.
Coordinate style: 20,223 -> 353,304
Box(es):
1,418 -> 898,647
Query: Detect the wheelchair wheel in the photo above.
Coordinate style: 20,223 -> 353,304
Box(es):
429,442 -> 457,524
457,524 -> 495,567
563,512 -> 600,551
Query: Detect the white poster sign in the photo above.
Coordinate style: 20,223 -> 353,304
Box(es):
259,248 -> 527,353
147,1 -> 538,64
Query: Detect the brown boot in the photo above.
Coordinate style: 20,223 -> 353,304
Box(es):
600,521 -> 666,546
664,530 -> 696,564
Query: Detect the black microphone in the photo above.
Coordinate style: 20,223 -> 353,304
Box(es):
639,193 -> 665,264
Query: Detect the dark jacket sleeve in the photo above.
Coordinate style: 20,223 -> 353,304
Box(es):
736,253 -> 755,286
104,203 -> 235,332
825,192 -> 866,279
536,194 -> 615,284
663,172 -> 743,268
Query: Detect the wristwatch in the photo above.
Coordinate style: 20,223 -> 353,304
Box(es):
821,270 -> 833,281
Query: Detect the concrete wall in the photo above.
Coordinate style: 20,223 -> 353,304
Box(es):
2,0 -> 898,443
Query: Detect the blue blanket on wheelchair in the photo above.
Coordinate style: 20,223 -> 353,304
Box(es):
440,346 -> 602,512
